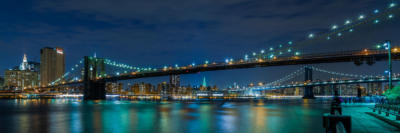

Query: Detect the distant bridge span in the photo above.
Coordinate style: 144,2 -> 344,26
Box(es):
101,49 -> 399,82
49,49 -> 400,86
252,78 -> 400,91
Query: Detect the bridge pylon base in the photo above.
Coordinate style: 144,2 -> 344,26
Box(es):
302,87 -> 315,99
84,81 -> 106,100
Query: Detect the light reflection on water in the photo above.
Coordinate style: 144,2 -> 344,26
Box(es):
0,99 -> 330,133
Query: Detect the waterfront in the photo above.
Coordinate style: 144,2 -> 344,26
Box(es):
0,99 -> 333,133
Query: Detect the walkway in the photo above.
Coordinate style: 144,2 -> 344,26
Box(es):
342,103 -> 400,133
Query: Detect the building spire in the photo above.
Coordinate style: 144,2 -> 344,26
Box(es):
20,54 -> 29,70
23,54 -> 27,62
202,76 -> 207,87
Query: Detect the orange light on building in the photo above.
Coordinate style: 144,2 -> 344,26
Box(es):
393,48 -> 399,52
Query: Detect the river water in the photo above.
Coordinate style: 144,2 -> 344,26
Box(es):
0,99 -> 331,133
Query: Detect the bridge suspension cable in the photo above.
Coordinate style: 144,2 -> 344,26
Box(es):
262,67 -> 305,86
251,65 -> 387,90
50,58 -> 84,85
243,2 -> 399,62
308,66 -> 383,79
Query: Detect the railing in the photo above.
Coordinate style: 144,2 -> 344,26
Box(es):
371,101 -> 400,120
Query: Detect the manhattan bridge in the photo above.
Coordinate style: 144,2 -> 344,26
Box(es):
40,2 -> 400,100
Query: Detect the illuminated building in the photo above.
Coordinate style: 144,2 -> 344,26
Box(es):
367,82 -> 383,95
169,75 -> 180,89
4,54 -> 39,90
131,82 -> 155,95
158,82 -> 170,96
40,47 -> 65,86
0,76 -> 4,89
106,82 -> 123,94
211,85 -> 218,91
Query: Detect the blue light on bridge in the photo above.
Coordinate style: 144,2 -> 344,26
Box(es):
374,9 -> 379,14
308,33 -> 314,38
269,54 -> 275,59
345,20 -> 351,25
389,14 -> 394,19
331,25 -> 338,30
374,19 -> 380,24
389,3 -> 397,8
358,15 -> 365,20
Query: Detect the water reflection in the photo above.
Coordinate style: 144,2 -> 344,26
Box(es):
0,99 -> 330,133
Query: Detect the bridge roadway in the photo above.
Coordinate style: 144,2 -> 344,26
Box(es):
101,49 -> 400,81
252,77 -> 400,90
51,49 -> 400,87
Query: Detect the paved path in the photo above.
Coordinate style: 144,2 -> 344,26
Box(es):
342,103 -> 400,133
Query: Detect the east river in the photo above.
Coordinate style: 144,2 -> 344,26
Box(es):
0,99 -> 332,133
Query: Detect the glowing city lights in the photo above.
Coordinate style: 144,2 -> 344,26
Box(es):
331,25 -> 338,30
308,33 -> 314,38
389,3 -> 396,8
345,20 -> 351,25
389,14 -> 394,19
358,15 -> 365,20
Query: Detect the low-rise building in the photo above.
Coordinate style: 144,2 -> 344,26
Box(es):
4,54 -> 40,90
4,70 -> 39,90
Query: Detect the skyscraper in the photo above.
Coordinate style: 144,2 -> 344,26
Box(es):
169,75 -> 180,88
40,47 -> 65,86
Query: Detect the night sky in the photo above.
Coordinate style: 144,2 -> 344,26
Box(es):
1,0 -> 399,88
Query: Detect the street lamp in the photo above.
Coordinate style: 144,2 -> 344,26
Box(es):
386,40 -> 392,90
